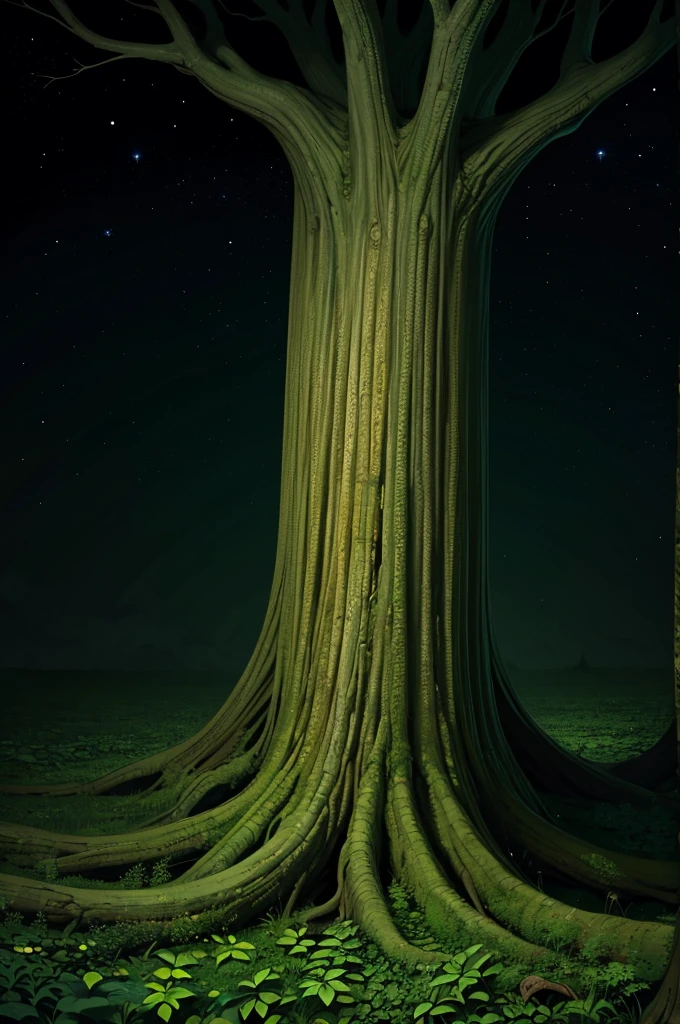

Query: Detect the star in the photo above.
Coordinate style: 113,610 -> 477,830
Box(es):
596,149 -> 605,161
132,152 -> 141,163
103,229 -> 112,237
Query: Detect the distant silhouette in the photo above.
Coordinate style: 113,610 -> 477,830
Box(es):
576,654 -> 591,673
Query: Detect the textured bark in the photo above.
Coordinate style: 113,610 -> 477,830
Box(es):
0,0 -> 677,997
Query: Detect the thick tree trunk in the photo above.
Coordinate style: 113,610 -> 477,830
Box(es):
0,133 -> 676,981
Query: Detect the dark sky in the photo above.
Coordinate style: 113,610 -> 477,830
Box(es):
0,1 -> 677,675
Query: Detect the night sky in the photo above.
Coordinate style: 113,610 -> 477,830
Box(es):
0,2 -> 677,676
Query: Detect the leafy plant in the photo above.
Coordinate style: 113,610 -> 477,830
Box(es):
559,985 -> 617,1022
141,978 -> 196,1021
149,858 -> 173,888
210,933 -> 257,966
211,965 -> 292,1022
411,944 -> 505,1023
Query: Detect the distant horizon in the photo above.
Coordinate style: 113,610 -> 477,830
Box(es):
0,662 -> 672,674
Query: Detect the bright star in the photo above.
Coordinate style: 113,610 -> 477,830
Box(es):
132,152 -> 141,163
104,229 -> 112,237
596,149 -> 605,161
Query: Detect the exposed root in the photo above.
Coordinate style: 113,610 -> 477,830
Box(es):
133,745 -> 264,830
1,736 -> 305,880
492,641 -> 678,813
592,721 -> 676,789
387,762 -> 550,965
339,724 -> 450,965
495,790 -> 679,904
0,593 -> 281,801
640,913 -> 680,1024
427,762 -> 674,972
0,751 -> 340,928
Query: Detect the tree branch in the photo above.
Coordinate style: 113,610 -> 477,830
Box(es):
5,0 -> 184,64
465,0 -> 575,119
560,0 -> 603,73
405,0 -> 502,184
34,53 -> 133,88
208,0 -> 348,108
380,0 -> 433,118
9,0 -> 346,199
460,0 -> 675,209
332,0 -> 400,158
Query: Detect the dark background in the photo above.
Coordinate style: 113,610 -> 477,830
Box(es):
0,1 -> 677,676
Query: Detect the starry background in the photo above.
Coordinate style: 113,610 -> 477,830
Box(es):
0,1 -> 677,679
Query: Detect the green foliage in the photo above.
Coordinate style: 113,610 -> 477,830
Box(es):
411,943 -> 505,1023
122,862 -> 149,890
211,932 -> 257,965
149,858 -> 173,888
578,855 -> 622,886
0,888 -> 659,1024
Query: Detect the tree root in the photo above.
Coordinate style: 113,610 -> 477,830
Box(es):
426,762 -> 674,971
0,592 -> 281,802
640,914 -> 680,1024
495,790 -> 679,904
0,736 -> 305,880
491,641 -> 678,812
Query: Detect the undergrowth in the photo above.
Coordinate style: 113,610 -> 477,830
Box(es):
0,871 -> 659,1024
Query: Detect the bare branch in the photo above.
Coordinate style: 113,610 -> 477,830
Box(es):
209,0 -> 347,108
333,0 -> 400,159
428,0 -> 450,28
8,0 -> 346,202
381,0 -> 433,118
43,0 -> 185,65
185,0 -> 232,52
560,0 -> 601,73
460,0 -> 675,209
405,0 -> 501,184
34,53 -> 132,88
123,0 -> 162,12
465,0 -> 575,119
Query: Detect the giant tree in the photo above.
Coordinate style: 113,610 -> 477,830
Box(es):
1,0 -> 678,1001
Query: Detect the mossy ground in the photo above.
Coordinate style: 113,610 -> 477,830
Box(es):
0,666 -> 675,1023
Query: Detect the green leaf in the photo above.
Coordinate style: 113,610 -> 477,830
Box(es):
55,996 -> 110,1013
174,953 -> 198,967
82,971 -> 103,989
143,992 -> 165,1006
156,951 -> 177,964
0,1005 -> 40,1020
429,974 -> 458,988
414,1003 -> 433,1018
318,984 -> 336,1007
241,997 -> 257,1019
166,987 -> 194,999
157,1004 -> 172,1023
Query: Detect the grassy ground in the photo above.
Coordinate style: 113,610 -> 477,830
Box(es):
0,666 -> 676,1024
